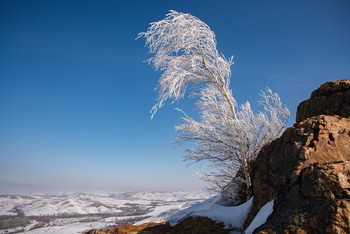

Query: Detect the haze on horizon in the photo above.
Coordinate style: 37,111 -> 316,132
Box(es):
1,0 -> 349,194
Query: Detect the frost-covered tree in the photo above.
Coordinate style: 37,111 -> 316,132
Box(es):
176,87 -> 289,201
138,10 -> 289,201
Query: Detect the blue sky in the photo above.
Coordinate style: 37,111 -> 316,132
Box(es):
1,0 -> 349,193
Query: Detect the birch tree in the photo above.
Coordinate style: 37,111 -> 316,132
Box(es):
138,10 -> 289,201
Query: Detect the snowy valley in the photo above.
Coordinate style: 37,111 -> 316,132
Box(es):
0,191 -> 209,233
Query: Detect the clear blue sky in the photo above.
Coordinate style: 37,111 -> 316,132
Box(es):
1,0 -> 349,193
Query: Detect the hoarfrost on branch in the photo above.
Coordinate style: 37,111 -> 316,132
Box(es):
138,10 -> 290,201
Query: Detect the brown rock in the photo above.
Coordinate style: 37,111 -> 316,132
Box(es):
83,222 -> 171,234
245,80 -> 350,233
170,217 -> 229,234
84,217 -> 230,234
249,115 -> 350,232
296,80 -> 350,123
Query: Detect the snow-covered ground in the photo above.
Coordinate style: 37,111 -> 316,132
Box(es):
135,194 -> 273,233
0,192 -> 273,233
0,191 -> 209,233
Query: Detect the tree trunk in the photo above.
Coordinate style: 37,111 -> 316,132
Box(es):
242,156 -> 252,199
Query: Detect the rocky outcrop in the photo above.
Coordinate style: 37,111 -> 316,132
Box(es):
245,80 -> 350,233
296,80 -> 350,123
84,222 -> 171,234
215,167 -> 248,206
84,217 -> 229,234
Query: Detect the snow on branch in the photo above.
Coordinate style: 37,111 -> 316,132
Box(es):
137,10 -> 234,119
139,11 -> 290,203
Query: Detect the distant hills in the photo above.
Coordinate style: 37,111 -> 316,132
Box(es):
0,191 -> 208,233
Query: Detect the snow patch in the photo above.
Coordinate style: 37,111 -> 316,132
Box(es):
244,199 -> 274,234
167,195 -> 253,229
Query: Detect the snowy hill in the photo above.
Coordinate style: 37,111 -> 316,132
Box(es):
0,191 -> 209,233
